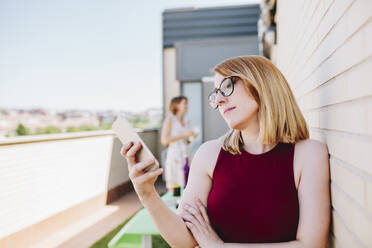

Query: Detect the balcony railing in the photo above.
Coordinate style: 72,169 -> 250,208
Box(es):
0,128 -> 161,247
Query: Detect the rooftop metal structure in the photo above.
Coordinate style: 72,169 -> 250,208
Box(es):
162,4 -> 260,48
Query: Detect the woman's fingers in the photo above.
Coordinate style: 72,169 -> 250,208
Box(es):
196,199 -> 211,226
184,221 -> 194,230
120,141 -> 133,157
121,141 -> 142,166
182,212 -> 202,233
129,158 -> 156,179
132,168 -> 163,185
183,204 -> 205,229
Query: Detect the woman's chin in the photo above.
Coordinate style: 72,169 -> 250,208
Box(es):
226,120 -> 240,130
226,119 -> 247,130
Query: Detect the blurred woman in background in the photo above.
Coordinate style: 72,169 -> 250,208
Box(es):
160,96 -> 197,191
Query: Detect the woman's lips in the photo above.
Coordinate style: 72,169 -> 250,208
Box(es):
224,107 -> 235,114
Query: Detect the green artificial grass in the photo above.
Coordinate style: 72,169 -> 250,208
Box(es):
89,217 -> 131,248
152,235 -> 171,248
89,216 -> 171,248
90,191 -> 171,248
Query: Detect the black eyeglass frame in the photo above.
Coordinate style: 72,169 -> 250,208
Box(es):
208,76 -> 239,109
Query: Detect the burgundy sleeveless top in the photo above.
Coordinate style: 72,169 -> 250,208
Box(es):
207,142 -> 299,243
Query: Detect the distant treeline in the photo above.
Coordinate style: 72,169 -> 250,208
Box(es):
6,116 -> 161,137
6,123 -> 112,137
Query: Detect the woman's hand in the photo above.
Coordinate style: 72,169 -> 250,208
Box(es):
182,198 -> 224,248
182,130 -> 197,139
120,141 -> 163,200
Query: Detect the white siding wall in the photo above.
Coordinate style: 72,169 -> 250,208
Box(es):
0,132 -> 114,239
274,0 -> 372,247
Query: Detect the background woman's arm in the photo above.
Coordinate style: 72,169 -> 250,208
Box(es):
160,116 -> 189,146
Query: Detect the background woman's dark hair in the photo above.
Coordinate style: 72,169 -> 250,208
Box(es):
169,96 -> 187,115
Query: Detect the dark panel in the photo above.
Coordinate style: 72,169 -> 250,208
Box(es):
163,4 -> 260,48
163,6 -> 260,21
164,33 -> 256,48
164,26 -> 257,38
164,16 -> 258,29
175,36 -> 259,81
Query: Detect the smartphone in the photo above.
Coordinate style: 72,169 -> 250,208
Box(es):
112,115 -> 159,173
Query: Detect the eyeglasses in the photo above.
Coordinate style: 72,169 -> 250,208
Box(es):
208,76 -> 238,109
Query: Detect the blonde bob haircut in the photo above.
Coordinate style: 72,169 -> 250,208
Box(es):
213,55 -> 309,155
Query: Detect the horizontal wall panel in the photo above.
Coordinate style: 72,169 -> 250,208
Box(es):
331,209 -> 363,248
331,182 -> 372,247
297,57 -> 372,111
309,128 -> 372,175
163,4 -> 260,47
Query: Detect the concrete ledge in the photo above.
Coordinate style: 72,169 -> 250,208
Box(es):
0,128 -> 160,146
0,192 -> 107,248
0,130 -> 115,146
106,181 -> 134,204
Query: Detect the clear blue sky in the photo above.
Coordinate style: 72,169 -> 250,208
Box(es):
0,0 -> 259,112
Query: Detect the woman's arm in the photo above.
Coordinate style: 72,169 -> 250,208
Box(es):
121,140 -> 196,248
152,140 -> 219,247
221,241 -> 303,247
140,189 -> 198,248
161,116 -> 189,146
293,140 -> 330,247
121,139 -> 219,248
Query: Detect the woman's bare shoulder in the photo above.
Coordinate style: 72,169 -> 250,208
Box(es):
193,137 -> 224,177
200,137 -> 223,150
294,139 -> 329,178
196,137 -> 223,158
295,139 -> 328,154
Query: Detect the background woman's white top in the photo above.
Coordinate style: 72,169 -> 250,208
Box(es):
164,113 -> 191,188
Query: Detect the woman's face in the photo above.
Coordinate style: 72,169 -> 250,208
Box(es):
177,99 -> 188,115
214,73 -> 259,130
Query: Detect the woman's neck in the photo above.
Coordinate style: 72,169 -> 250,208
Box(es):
240,119 -> 276,154
175,112 -> 184,120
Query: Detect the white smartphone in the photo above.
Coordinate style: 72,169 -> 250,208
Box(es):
112,115 -> 159,173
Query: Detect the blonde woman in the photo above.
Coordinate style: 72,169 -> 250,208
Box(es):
121,56 -> 330,247
161,96 -> 197,191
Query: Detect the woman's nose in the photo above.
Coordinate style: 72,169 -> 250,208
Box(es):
215,91 -> 226,106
